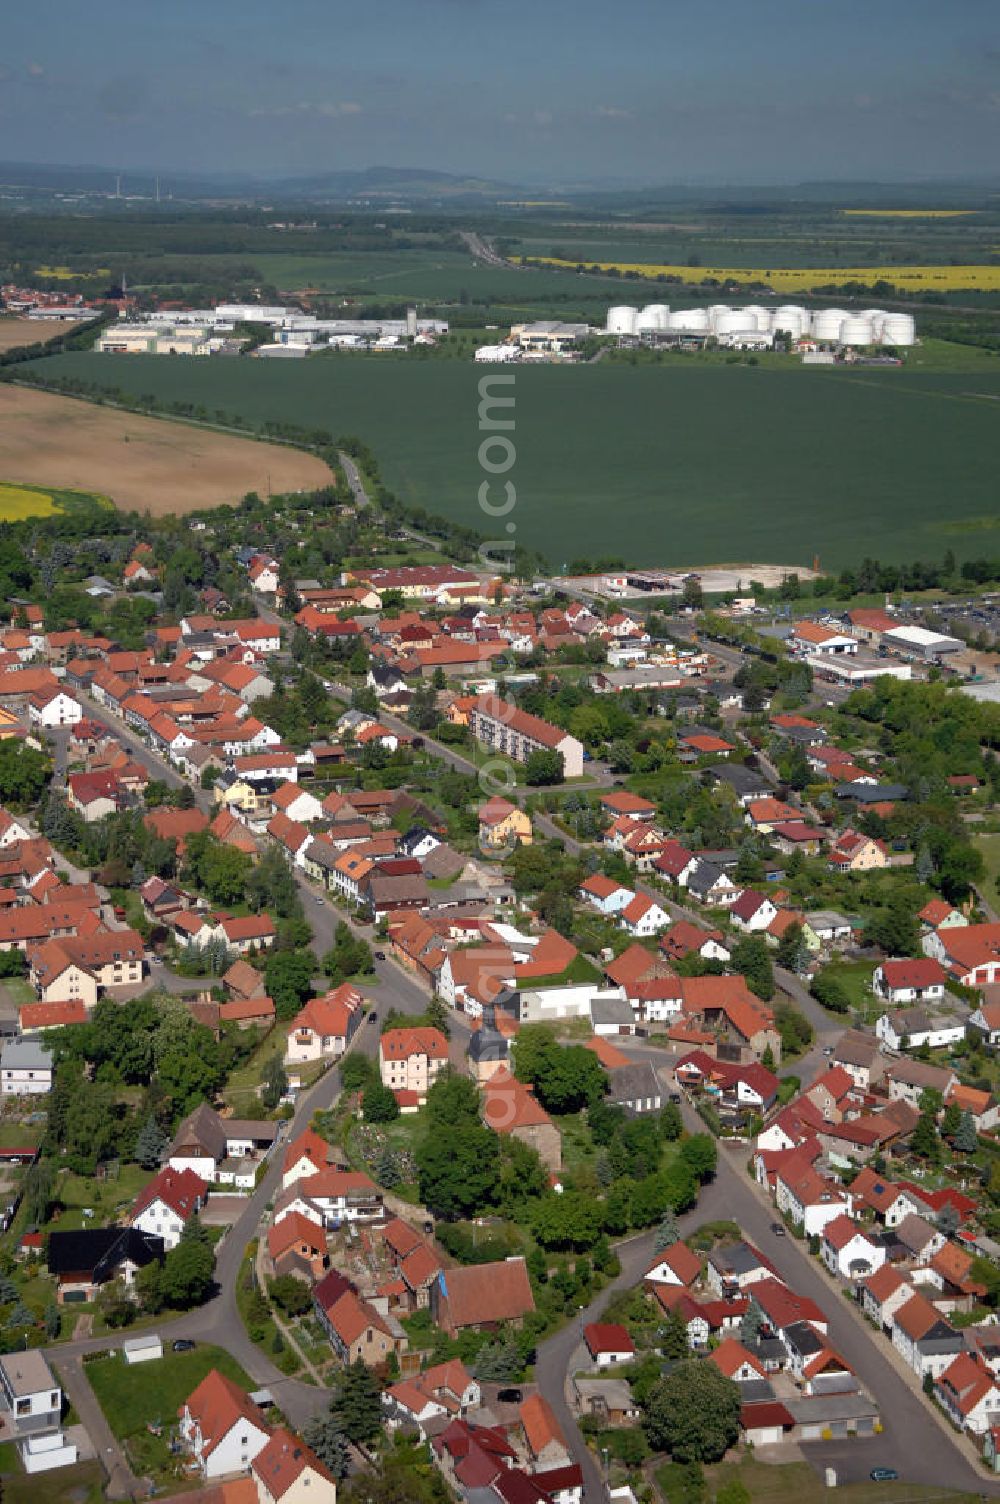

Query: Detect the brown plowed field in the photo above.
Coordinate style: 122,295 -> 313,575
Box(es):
0,385 -> 333,513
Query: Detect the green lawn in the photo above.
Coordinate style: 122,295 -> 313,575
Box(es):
0,1456 -> 105,1504
814,959 -> 878,1021
35,351 -> 1000,569
974,832 -> 1000,902
0,978 -> 36,1008
701,1457 -> 980,1504
223,1023 -> 285,1111
0,1122 -> 42,1150
87,1342 -> 254,1483
44,1164 -> 152,1234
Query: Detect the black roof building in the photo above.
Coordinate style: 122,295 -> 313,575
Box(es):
47,1227 -> 164,1285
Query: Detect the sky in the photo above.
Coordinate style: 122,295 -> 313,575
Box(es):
1,0 -> 998,185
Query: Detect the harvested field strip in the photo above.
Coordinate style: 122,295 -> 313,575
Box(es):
0,384 -> 333,515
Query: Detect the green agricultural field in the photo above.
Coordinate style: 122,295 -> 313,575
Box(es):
30,350 -> 1000,569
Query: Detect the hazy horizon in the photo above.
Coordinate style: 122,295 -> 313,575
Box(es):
1,0 -> 996,186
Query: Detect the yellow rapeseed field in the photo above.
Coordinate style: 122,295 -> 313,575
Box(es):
0,483 -> 59,521
34,264 -> 110,279
523,256 -> 1000,292
841,209 -> 977,218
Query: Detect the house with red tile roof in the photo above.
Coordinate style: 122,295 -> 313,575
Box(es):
709,1338 -> 767,1383
130,1166 -> 207,1251
659,919 -> 729,963
431,1256 -> 535,1337
619,891 -> 670,937
285,985 -> 364,1067
873,956 -> 947,1004
643,1240 -> 702,1290
178,1369 -> 271,1479
482,1067 -> 560,1171
934,1353 -> 1000,1436
819,1215 -> 885,1281
774,1158 -> 852,1237
282,1128 -> 333,1189
848,1166 -> 912,1227
266,1211 -> 328,1280
584,1322 -> 635,1367
252,1427 -> 338,1504
519,1392 -> 570,1469
318,1283 -> 400,1367
925,920 -> 1000,988
919,897 -> 967,932
924,1242 -> 989,1312
750,1278 -> 828,1339
891,1291 -> 961,1380
859,1263 -> 913,1330
379,1026 -> 449,1103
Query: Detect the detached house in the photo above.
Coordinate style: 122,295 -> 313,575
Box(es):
252,1428 -> 339,1504
934,1353 -> 1000,1437
285,985 -> 364,1066
873,957 -> 947,1005
478,797 -> 532,852
130,1166 -> 207,1251
820,1215 -> 885,1280
730,891 -> 778,934
828,830 -> 888,873
379,1026 -> 449,1103
178,1369 -> 271,1479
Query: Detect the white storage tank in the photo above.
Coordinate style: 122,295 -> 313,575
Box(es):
668,308 -> 710,331
772,305 -> 809,339
812,307 -> 848,341
637,303 -> 670,331
879,313 -> 916,347
742,305 -> 771,331
606,305 -> 638,336
713,310 -> 759,337
839,315 -> 874,347
708,304 -> 733,327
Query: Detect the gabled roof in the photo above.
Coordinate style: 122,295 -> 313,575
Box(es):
879,957 -> 946,990
131,1166 -> 207,1224
252,1428 -> 336,1500
181,1369 -> 266,1457
893,1291 -> 953,1343
935,1353 -> 998,1417
437,1257 -> 535,1328
861,1263 -> 910,1304
267,1211 -> 326,1261
519,1392 -> 567,1457
583,1322 -> 635,1357
646,1240 -> 702,1286
282,1128 -> 331,1177
709,1338 -> 767,1380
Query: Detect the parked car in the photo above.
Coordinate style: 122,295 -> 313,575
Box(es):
374,950 -> 386,960
497,1388 -> 523,1404
172,1339 -> 196,1353
870,1469 -> 898,1483
770,1222 -> 786,1237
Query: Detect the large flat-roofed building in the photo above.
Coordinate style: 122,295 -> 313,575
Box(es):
468,695 -> 584,779
882,625 -> 964,660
